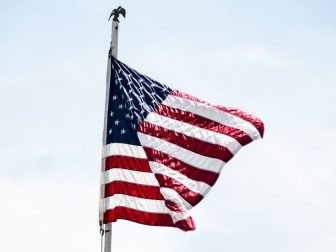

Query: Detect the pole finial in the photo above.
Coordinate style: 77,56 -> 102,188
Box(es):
108,6 -> 126,22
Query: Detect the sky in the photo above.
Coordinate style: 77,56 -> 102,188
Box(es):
0,0 -> 336,251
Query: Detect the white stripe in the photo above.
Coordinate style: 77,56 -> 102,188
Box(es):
150,161 -> 211,197
103,143 -> 147,159
104,194 -> 168,213
160,187 -> 193,210
104,194 -> 190,223
138,132 -> 224,173
145,112 -> 242,154
103,168 -> 159,186
162,95 -> 261,140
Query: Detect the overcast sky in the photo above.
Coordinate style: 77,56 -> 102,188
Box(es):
1,0 -> 336,251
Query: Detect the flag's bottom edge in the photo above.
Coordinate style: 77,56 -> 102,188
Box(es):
103,207 -> 195,231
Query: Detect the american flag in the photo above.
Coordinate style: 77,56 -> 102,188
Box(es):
99,56 -> 264,231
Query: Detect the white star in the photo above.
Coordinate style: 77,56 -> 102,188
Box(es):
130,115 -> 134,120
108,129 -> 112,134
118,104 -> 123,109
112,95 -> 117,100
131,124 -> 136,129
118,77 -> 122,82
125,113 -> 130,118
110,111 -> 114,117
140,110 -> 145,114
151,92 -> 156,96
139,78 -> 144,83
121,129 -> 126,134
114,119 -> 120,125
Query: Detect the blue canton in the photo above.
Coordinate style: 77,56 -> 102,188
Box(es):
106,57 -> 172,145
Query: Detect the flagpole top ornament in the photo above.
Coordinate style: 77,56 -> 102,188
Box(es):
108,6 -> 126,22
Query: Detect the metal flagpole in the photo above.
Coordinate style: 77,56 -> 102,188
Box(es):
100,6 -> 126,252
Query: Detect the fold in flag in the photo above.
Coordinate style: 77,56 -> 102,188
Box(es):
100,57 -> 264,231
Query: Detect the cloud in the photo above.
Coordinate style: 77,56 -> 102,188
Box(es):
245,45 -> 289,67
0,174 -> 99,252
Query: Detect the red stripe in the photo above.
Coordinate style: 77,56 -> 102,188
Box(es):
105,155 -> 151,172
215,105 -> 264,137
139,122 -> 234,162
155,104 -> 253,145
175,216 -> 196,231
104,207 -> 195,231
165,200 -> 184,212
171,90 -> 264,138
144,147 -> 219,186
104,181 -> 163,200
170,90 -> 210,104
155,174 -> 204,206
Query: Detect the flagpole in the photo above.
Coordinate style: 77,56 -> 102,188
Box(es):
103,17 -> 116,252
101,6 -> 126,252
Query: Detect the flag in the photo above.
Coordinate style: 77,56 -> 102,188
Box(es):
99,56 -> 264,231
